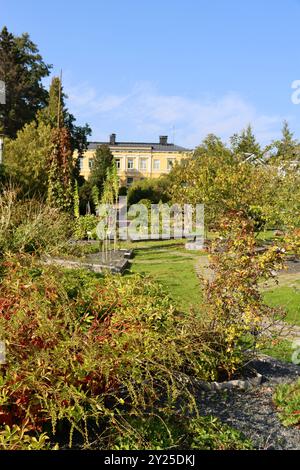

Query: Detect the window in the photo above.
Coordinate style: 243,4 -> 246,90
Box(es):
167,159 -> 175,170
139,158 -> 148,171
115,158 -> 121,169
79,158 -> 84,171
127,158 -> 134,169
89,158 -> 94,170
153,159 -> 160,170
127,177 -> 134,186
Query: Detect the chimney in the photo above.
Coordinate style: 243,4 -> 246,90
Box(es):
159,135 -> 168,145
109,133 -> 116,145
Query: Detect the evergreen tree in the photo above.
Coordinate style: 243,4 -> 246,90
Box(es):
39,76 -> 91,212
39,77 -> 64,128
273,121 -> 299,162
230,125 -> 261,160
39,76 -> 91,159
0,26 -> 51,137
89,144 -> 114,193
78,144 -> 115,216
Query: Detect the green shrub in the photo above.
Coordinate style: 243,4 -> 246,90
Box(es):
262,339 -> 294,363
73,215 -> 98,240
0,424 -> 53,450
127,178 -> 170,206
274,379 -> 300,427
111,415 -> 252,450
0,189 -> 72,256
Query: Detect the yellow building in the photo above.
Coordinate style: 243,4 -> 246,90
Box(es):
79,134 -> 190,186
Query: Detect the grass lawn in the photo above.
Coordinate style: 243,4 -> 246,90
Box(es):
124,241 -> 298,366
263,283 -> 300,326
124,239 -> 203,312
262,339 -> 295,363
262,277 -> 300,362
78,236 -> 300,364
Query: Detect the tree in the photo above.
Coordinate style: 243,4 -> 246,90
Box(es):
78,181 -> 94,215
89,145 -> 114,193
3,121 -> 53,196
38,77 -> 91,211
271,170 -> 300,229
47,127 -> 74,212
1,71 -> 90,202
169,134 -> 277,229
38,76 -> 91,160
2,77 -> 88,201
0,26 -> 51,137
265,122 -> 300,229
193,134 -> 232,162
272,121 -> 299,163
39,77 -> 64,129
230,125 -> 261,160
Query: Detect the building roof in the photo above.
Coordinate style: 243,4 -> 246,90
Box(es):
87,140 -> 190,153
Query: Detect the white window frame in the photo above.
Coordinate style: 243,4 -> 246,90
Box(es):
153,159 -> 160,170
127,158 -> 134,170
139,158 -> 148,171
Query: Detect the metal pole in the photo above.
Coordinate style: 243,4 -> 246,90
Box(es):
57,70 -> 62,128
0,79 -> 6,165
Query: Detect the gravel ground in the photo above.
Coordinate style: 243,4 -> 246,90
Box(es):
196,356 -> 300,450
285,259 -> 300,275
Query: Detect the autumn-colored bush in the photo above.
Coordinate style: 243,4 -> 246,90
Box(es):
284,228 -> 300,257
0,191 -> 291,449
0,255 -> 211,448
201,212 -> 287,379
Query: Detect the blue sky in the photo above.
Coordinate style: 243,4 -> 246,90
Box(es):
2,0 -> 300,147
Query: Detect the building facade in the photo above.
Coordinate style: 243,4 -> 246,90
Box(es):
79,134 -> 190,186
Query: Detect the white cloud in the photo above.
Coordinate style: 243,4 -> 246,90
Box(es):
65,80 -> 284,147
67,84 -> 129,115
